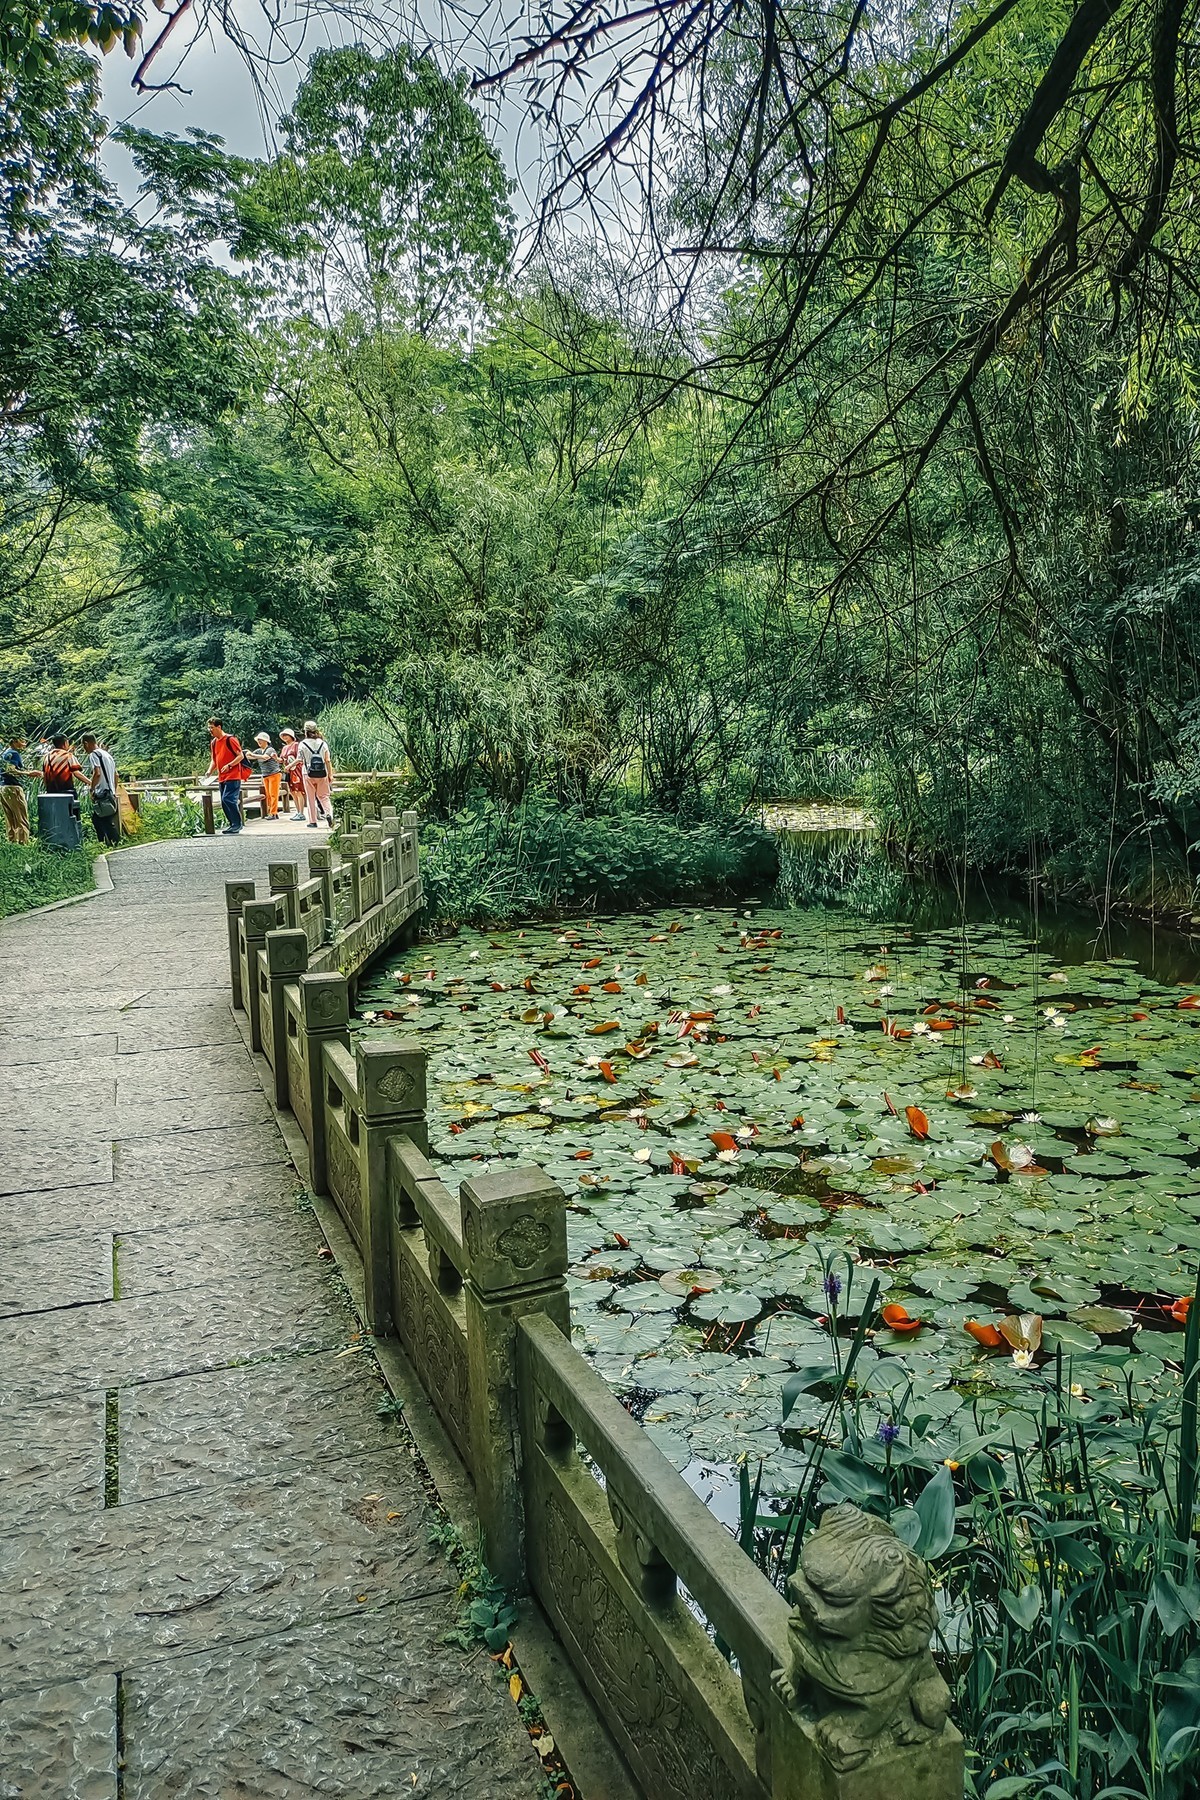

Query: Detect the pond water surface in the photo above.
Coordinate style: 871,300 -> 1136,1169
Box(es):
355,859 -> 1200,1521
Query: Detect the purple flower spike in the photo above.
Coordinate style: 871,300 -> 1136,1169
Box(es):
823,1272 -> 843,1302
877,1420 -> 900,1447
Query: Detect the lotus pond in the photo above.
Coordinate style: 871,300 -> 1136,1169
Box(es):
354,901 -> 1200,1518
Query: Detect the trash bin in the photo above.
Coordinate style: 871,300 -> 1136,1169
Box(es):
37,792 -> 83,849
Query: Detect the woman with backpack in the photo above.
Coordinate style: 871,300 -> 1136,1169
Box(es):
297,720 -> 334,828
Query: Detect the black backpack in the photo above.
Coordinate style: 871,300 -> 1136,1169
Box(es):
306,741 -> 328,780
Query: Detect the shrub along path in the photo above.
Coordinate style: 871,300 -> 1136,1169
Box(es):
0,824 -> 542,1797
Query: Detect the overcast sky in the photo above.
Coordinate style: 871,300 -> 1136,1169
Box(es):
98,3 -> 538,212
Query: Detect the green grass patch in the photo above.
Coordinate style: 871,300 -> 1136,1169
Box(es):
0,840 -> 95,916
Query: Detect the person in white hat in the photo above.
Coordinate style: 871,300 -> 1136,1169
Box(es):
245,732 -> 282,819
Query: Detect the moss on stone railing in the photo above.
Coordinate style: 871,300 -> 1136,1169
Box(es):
224,811 -> 964,1800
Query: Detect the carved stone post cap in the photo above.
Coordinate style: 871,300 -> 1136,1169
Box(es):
298,970 -> 350,1030
308,846 -> 335,874
268,861 -> 300,889
362,800 -> 379,818
379,805 -> 399,822
225,879 -> 255,913
266,927 -> 309,976
401,810 -> 419,828
361,823 -> 384,847
355,1038 -> 426,1118
340,831 -> 363,854
460,1168 -> 568,1295
243,896 -> 285,938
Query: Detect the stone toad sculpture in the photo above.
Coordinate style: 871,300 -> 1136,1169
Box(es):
773,1504 -> 951,1771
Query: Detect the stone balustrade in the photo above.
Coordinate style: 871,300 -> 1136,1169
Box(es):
223,811 -> 963,1800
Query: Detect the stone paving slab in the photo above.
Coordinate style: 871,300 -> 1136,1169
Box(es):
113,1121 -> 288,1182
114,1087 -> 275,1136
0,1454 -> 446,1696
0,1031 -> 120,1066
118,1347 -> 405,1502
0,1392 -> 105,1522
0,1672 -> 117,1799
0,1266 -> 354,1405
113,1046 -> 259,1097
121,1603 -> 537,1799
0,1132 -> 112,1197
6,1164 -> 304,1243
117,1208 -> 327,1300
0,1228 -> 113,1318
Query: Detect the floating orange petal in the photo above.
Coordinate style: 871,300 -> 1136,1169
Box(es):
588,1021 -> 621,1035
602,981 -> 622,994
1171,1296 -> 1192,1324
965,1320 -> 1004,1349
709,1130 -> 739,1151
905,1105 -> 930,1140
882,1303 -> 923,1335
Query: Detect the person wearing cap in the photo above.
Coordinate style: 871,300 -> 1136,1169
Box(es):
279,729 -> 305,816
245,732 -> 282,819
297,720 -> 335,828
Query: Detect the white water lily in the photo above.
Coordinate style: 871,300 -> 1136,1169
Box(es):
878,983 -> 894,997
912,1021 -> 931,1035
1042,1006 -> 1061,1019
538,1099 -> 556,1112
361,1010 -> 378,1022
1070,1382 -> 1087,1398
710,984 -> 733,996
1012,1348 -> 1036,1370
1087,1115 -> 1119,1135
969,1054 -> 985,1066
1049,1016 -> 1067,1029
1019,1111 -> 1042,1124
1048,971 -> 1068,983
715,1147 -> 740,1162
1002,1013 -> 1016,1024
469,950 -> 480,960
632,1147 -> 652,1163
735,1127 -> 756,1142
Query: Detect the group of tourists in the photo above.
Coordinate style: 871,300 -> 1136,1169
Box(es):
205,718 -> 335,835
1,730 -> 119,846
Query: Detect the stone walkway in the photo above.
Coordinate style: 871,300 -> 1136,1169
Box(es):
0,825 -> 542,1797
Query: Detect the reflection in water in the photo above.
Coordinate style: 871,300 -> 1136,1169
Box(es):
774,830 -> 1200,986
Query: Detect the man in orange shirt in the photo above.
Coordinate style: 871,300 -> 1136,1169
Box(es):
41,733 -> 82,794
205,718 -> 248,834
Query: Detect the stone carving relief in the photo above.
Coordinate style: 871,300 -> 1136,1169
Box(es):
496,1218 -> 551,1270
396,1254 -> 470,1459
541,1492 -> 740,1800
374,1064 -> 415,1105
325,1129 -> 362,1247
305,986 -> 345,1025
773,1504 -> 951,1772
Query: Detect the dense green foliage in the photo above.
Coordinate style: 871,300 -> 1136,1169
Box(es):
411,799 -> 776,929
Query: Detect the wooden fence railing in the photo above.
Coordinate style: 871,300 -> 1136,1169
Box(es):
224,810 -> 964,1800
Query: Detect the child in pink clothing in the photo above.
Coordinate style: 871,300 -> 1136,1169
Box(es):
297,720 -> 334,826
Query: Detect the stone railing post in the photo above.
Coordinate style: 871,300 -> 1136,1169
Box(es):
268,861 -> 300,929
240,895 -> 286,1052
767,1506 -> 964,1800
354,1038 -> 426,1337
460,1169 -> 569,1590
225,879 -> 255,1009
297,971 -> 350,1195
308,845 -> 337,934
264,928 -> 308,1108
339,831 -> 363,921
361,821 -> 386,902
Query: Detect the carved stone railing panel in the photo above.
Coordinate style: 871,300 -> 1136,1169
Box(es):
519,1314 -> 767,1800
